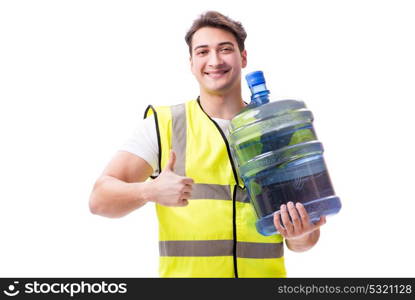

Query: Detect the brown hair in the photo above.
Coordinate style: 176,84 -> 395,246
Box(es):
185,11 -> 247,56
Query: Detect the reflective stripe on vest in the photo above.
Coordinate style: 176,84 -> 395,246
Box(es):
160,240 -> 283,259
144,100 -> 286,278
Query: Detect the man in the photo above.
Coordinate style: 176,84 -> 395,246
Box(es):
89,11 -> 326,278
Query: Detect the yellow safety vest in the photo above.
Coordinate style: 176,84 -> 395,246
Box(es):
144,98 -> 286,278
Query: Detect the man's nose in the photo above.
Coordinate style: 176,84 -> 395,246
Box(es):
208,51 -> 224,67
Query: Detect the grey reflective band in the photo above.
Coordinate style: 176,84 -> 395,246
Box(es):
171,103 -> 187,176
159,240 -> 283,258
237,241 -> 284,259
160,240 -> 233,257
190,184 -> 249,202
190,183 -> 232,200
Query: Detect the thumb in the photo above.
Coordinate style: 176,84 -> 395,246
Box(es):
164,150 -> 176,172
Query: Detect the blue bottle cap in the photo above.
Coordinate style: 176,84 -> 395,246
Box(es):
246,71 -> 266,89
245,70 -> 270,106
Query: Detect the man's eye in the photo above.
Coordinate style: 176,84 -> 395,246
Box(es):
220,47 -> 233,53
197,50 -> 208,55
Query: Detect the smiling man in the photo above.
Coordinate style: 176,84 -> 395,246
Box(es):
89,11 -> 326,278
189,26 -> 246,120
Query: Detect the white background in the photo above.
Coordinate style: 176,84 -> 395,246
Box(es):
1,0 -> 414,277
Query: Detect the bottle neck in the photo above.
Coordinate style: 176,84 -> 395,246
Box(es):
250,83 -> 270,106
246,72 -> 270,106
251,93 -> 270,106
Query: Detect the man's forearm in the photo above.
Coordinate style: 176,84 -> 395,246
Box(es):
285,229 -> 320,252
89,175 -> 151,218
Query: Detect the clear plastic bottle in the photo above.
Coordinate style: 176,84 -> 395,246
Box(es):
228,71 -> 341,236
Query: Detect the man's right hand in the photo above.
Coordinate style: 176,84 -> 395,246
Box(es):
148,150 -> 194,207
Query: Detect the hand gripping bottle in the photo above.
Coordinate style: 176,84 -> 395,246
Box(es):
228,71 -> 341,236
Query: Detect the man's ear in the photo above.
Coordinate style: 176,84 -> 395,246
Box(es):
241,50 -> 247,68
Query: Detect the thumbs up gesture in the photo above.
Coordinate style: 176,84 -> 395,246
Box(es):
164,149 -> 178,172
149,150 -> 194,207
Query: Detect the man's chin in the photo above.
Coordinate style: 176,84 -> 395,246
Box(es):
203,82 -> 232,92
201,87 -> 233,97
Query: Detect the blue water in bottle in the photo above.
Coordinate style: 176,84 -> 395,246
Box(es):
228,71 -> 341,236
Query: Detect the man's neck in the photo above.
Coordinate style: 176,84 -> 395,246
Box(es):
199,89 -> 246,120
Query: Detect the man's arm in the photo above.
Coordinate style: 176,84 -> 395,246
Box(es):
89,151 -> 154,218
274,202 -> 326,252
89,150 -> 194,218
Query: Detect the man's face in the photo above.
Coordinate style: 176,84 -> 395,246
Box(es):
190,27 -> 247,95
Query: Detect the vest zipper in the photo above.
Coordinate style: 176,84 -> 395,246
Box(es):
196,97 -> 239,278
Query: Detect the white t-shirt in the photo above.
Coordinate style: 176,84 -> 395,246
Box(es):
120,114 -> 231,174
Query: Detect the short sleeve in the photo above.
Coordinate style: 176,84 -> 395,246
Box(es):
119,114 -> 159,174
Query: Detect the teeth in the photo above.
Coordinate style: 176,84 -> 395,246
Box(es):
205,70 -> 228,75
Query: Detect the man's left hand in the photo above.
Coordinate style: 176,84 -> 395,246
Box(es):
273,201 -> 326,241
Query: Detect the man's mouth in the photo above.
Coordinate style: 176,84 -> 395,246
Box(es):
204,69 -> 230,78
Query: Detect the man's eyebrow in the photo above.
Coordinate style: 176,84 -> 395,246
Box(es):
218,41 -> 235,47
193,44 -> 208,51
193,41 -> 235,52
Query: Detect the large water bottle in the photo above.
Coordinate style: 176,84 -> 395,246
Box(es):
229,71 -> 341,236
